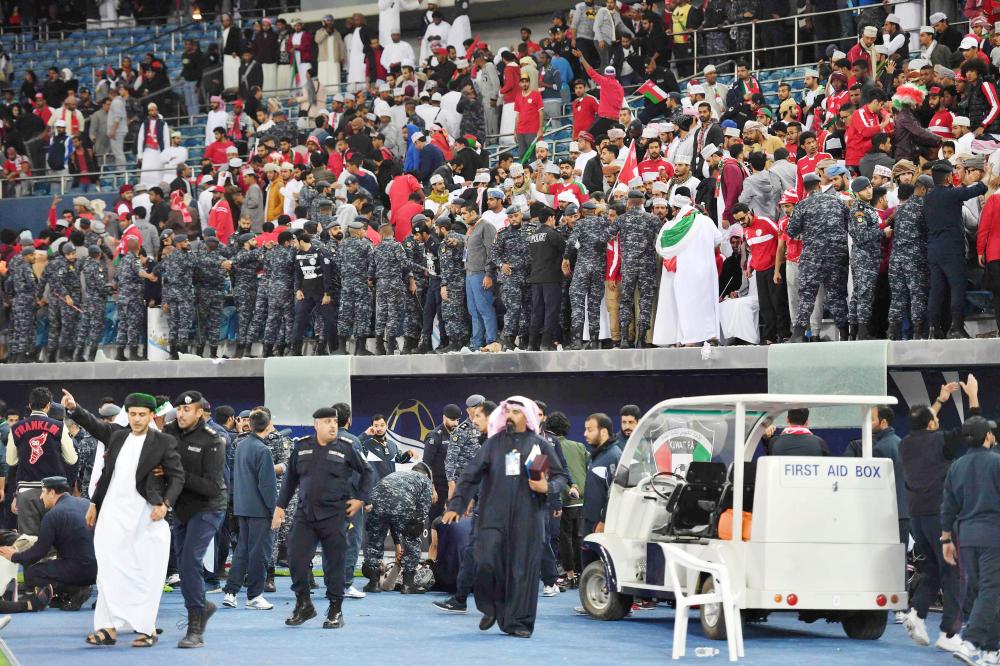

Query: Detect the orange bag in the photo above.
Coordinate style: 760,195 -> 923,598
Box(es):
718,509 -> 752,541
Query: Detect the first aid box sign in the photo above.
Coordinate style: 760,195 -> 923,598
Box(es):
778,460 -> 890,489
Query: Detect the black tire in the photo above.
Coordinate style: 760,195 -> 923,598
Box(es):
698,576 -> 730,641
579,561 -> 632,621
842,611 -> 888,640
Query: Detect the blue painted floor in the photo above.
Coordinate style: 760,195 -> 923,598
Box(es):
2,577 -> 950,665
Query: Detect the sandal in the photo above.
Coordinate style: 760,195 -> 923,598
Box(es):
132,633 -> 158,648
85,628 -> 117,646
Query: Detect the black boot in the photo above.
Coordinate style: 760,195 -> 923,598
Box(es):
527,334 -> 541,352
275,343 -> 287,357
888,322 -> 902,341
291,341 -> 303,357
847,323 -> 857,341
323,599 -> 344,629
285,592 -> 316,626
233,343 -> 245,359
620,335 -> 633,349
169,344 -> 180,361
566,333 -> 582,350
501,334 -> 515,351
585,339 -> 600,350
177,608 -> 204,648
209,345 -> 218,358
636,328 -> 649,349
837,325 -> 850,342
355,337 -> 372,356
262,343 -> 273,358
911,320 -> 924,340
330,335 -> 348,356
540,333 -> 556,351
373,336 -> 386,356
115,346 -> 127,361
789,325 -> 806,343
309,571 -> 318,589
265,568 -> 276,594
415,335 -> 431,354
401,336 -> 416,354
401,570 -> 425,594
362,562 -> 381,593
46,349 -> 57,363
71,346 -> 84,362
856,323 -> 871,341
178,343 -> 189,355
384,334 -> 397,355
202,600 -> 217,631
947,315 -> 970,339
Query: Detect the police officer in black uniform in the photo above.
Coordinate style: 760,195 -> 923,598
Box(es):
274,407 -> 372,629
422,403 -> 462,523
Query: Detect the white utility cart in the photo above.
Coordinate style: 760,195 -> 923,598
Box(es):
579,394 -> 907,641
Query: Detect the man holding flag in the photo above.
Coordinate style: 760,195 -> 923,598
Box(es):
572,49 -> 623,139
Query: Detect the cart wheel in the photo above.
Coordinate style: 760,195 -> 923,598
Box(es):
842,611 -> 888,640
579,561 -> 632,621
698,576 -> 729,641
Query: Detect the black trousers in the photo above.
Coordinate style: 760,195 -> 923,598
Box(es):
928,254 -> 966,329
987,261 -> 1000,331
909,514 -> 961,634
755,267 -> 790,342
422,276 -> 443,338
530,283 -> 562,337
559,505 -> 583,573
586,116 -> 615,140
291,295 -> 338,344
288,508 -> 348,602
455,512 -> 477,602
23,558 -> 96,591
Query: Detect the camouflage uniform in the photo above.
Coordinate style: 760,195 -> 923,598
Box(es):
368,237 -> 410,340
115,253 -> 146,348
888,195 -> 928,328
55,255 -> 82,355
76,256 -> 109,353
37,255 -> 66,356
401,234 -> 427,339
263,245 -> 295,345
444,419 -> 483,483
362,470 -> 433,575
73,429 -> 99,498
847,200 -> 884,329
439,231 -> 468,345
611,208 -> 660,342
566,214 -> 609,342
193,245 -> 227,351
266,429 -> 295,566
337,236 -> 374,338
786,190 -> 850,329
5,256 -> 37,357
153,247 -> 196,347
488,224 -> 531,340
232,246 -> 262,346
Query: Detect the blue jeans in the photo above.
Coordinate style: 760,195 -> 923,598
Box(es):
343,509 -> 364,588
224,515 -> 271,600
465,272 -> 496,349
177,79 -> 199,120
171,510 -> 226,610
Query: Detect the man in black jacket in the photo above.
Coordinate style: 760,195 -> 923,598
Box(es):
62,389 -> 184,648
899,376 -> 979,652
527,203 -> 568,351
162,390 -> 228,649
290,232 -> 341,356
766,408 -> 829,456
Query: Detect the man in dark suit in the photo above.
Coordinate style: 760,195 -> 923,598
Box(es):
61,390 -> 185,649
767,408 -> 830,456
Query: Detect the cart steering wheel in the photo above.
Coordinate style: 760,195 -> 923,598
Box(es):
648,471 -> 683,501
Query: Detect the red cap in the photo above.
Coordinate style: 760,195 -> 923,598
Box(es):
213,185 -> 226,193
34,92 -> 43,99
577,131 -> 594,143
119,184 -> 133,194
929,86 -> 942,95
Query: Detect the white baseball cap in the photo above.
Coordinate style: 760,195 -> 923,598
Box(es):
960,36 -> 980,50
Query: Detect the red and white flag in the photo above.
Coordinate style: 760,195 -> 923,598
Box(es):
616,140 -> 641,190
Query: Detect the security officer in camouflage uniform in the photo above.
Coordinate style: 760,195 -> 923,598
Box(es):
67,417 -> 99,496
401,217 -> 429,354
5,247 -> 38,363
361,463 -> 434,594
230,233 -> 261,358
38,243 -> 68,363
225,217 -> 254,258
611,190 -> 662,348
489,206 -> 531,351
262,231 -> 297,358
114,236 -> 149,361
369,223 -> 413,356
847,177 -> 890,340
154,233 -> 197,359
788,173 -> 851,342
73,245 -> 109,362
888,176 -> 931,340
564,201 -> 609,350
194,235 -> 228,358
437,218 -> 468,354
55,243 -> 83,362
260,420 -> 293,592
313,198 -> 336,233
337,220 -> 374,355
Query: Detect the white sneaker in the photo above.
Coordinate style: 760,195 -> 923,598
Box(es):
246,595 -> 273,610
894,610 -> 907,624
974,652 -> 1000,666
344,585 -> 366,599
542,584 -> 560,597
165,574 -> 181,586
953,640 -> 981,665
222,593 -> 237,608
934,631 -> 978,652
902,610 -> 930,646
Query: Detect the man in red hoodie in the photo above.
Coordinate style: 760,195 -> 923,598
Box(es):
391,191 -> 424,242
845,89 -> 889,173
977,190 -> 1000,332
573,49 -> 623,139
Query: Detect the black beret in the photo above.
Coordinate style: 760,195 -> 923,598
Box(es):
238,232 -> 256,246
175,390 -> 204,406
313,406 -> 339,419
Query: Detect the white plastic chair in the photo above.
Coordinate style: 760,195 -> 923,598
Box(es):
0,558 -> 18,602
662,544 -> 744,662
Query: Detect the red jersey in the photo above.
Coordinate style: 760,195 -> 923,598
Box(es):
203,140 -> 235,165
824,90 -> 849,125
637,158 -> 674,180
745,215 -> 779,272
514,90 -> 543,135
795,151 -> 832,198
550,181 -> 588,204
778,216 -> 802,263
572,95 -> 599,139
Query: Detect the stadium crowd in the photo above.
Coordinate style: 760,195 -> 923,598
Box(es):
2,3 -> 1000,360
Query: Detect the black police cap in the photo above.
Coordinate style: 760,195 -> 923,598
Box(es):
175,390 -> 204,406
312,407 -> 339,420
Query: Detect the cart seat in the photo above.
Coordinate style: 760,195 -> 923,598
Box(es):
658,462 -> 728,538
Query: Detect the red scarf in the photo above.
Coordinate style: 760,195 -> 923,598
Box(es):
782,426 -> 813,435
231,113 -> 244,140
60,108 -> 80,135
171,190 -> 192,224
145,120 -> 160,149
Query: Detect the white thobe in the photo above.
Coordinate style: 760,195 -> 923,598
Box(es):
419,21 -> 451,64
222,28 -> 240,90
347,28 -> 367,89
719,277 -> 759,344
316,31 -> 342,94
655,207 -> 725,345
652,264 -> 680,346
416,103 -> 439,128
438,91 -> 463,137
380,41 -> 416,72
205,109 -> 230,146
282,179 -> 304,216
291,31 -> 311,88
93,432 -> 171,635
378,0 -> 422,46
161,145 -> 188,175
448,16 -> 472,52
